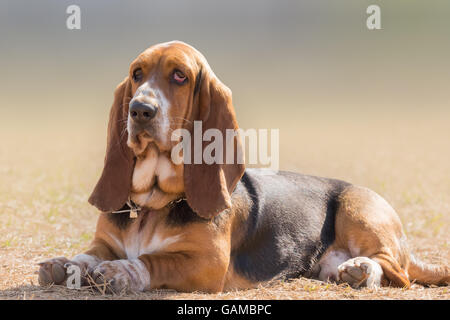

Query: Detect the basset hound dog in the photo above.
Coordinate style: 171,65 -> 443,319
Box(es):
38,41 -> 449,294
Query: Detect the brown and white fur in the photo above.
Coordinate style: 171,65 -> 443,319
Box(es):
38,41 -> 449,294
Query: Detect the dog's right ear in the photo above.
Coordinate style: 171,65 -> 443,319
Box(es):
88,78 -> 135,213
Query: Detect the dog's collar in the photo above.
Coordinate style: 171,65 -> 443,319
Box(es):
110,198 -> 142,218
166,197 -> 186,209
111,196 -> 186,218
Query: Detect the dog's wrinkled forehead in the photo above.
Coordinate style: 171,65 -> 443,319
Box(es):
129,41 -> 202,92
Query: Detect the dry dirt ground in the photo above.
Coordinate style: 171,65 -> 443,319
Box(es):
0,114 -> 449,300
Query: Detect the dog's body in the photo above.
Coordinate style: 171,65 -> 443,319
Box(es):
38,41 -> 449,293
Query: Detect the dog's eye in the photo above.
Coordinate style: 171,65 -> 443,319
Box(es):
132,68 -> 143,82
173,70 -> 187,84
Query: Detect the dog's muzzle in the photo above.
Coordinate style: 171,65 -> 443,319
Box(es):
129,100 -> 158,126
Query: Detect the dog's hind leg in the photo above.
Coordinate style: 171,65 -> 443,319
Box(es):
327,185 -> 412,288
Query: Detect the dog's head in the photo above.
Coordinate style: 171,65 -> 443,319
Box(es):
89,41 -> 245,218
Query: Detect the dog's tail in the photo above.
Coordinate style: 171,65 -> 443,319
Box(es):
407,254 -> 450,286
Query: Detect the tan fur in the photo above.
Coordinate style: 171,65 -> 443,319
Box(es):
408,254 -> 450,286
130,143 -> 184,209
79,187 -> 258,293
86,211 -> 228,292
40,41 -> 448,293
131,145 -> 158,193
320,185 -> 414,288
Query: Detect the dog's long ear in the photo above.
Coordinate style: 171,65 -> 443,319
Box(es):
88,78 -> 135,212
184,70 -> 245,219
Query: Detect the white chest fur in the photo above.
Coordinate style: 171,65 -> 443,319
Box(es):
122,232 -> 182,260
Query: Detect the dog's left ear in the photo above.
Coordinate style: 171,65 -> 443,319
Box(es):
184,69 -> 245,219
88,77 -> 135,213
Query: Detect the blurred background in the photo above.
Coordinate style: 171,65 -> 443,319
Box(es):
1,0 -> 450,161
0,1 -> 448,286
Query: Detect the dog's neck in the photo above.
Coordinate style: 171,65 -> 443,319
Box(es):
129,143 -> 184,210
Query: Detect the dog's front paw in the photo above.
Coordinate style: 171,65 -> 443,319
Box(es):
90,259 -> 150,294
38,257 -> 72,286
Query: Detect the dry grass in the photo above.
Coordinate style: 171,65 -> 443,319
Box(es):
0,113 -> 449,300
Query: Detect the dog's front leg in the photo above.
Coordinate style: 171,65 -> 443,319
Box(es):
90,258 -> 150,294
90,251 -> 228,294
38,238 -> 118,287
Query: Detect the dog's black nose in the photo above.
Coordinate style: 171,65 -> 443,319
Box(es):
129,100 -> 157,124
